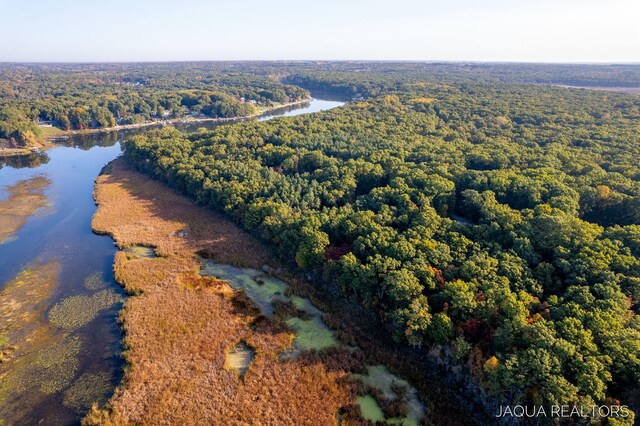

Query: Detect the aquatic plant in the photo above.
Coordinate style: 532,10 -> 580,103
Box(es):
48,290 -> 122,330
0,261 -> 59,367
63,372 -> 113,412
2,334 -> 83,398
84,272 -> 109,291
35,335 -> 83,394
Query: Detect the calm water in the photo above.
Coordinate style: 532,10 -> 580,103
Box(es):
0,97 -> 345,425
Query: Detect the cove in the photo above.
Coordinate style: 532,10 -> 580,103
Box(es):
0,97 -> 345,425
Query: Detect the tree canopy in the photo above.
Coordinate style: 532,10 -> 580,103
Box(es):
121,66 -> 640,423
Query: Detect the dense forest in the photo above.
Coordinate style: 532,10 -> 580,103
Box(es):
0,63 -> 308,148
122,67 -> 640,423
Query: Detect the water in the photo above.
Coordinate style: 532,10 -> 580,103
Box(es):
200,261 -> 339,351
258,98 -> 345,121
199,261 -> 426,425
0,144 -> 124,425
0,97 -> 345,425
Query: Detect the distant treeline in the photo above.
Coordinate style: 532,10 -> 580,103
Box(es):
0,63 -> 308,148
3,62 -> 640,149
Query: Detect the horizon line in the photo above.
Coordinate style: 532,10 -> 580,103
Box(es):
1,59 -> 640,66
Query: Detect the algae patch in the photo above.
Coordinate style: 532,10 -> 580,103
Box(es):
357,395 -> 385,423
284,317 -> 338,350
84,272 -> 110,291
1,333 -> 83,405
200,261 -> 427,424
123,245 -> 157,259
200,261 -> 339,353
200,263 -> 287,317
63,371 -> 113,412
48,289 -> 122,330
357,365 -> 425,426
33,335 -> 83,394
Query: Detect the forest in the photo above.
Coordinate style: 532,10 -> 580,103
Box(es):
121,66 -> 640,423
0,63 -> 308,148
3,61 -> 640,150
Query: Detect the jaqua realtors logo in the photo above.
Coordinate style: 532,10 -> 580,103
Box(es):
495,405 -> 631,419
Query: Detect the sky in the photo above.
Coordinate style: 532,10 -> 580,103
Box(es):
1,0 -> 639,62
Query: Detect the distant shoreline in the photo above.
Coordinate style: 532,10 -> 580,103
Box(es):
0,98 -> 311,157
548,84 -> 640,95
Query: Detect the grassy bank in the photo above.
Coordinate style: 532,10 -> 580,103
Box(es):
89,159 -> 477,425
89,159 -> 358,425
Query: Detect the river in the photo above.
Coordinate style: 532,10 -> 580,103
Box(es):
0,97 -> 345,425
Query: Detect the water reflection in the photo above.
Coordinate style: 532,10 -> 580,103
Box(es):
0,151 -> 50,170
1,96 -> 347,170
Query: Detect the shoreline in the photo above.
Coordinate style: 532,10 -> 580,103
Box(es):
0,98 -> 311,158
88,159 -> 358,424
87,158 -> 478,425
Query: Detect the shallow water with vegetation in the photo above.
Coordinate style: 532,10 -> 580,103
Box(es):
0,97 -> 345,425
200,260 -> 426,424
225,341 -> 256,380
200,261 -> 339,351
0,144 -> 125,425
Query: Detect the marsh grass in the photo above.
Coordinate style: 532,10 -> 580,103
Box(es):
87,159 -> 356,425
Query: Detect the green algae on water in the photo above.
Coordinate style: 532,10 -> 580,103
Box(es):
200,260 -> 425,423
357,365 -> 425,426
285,317 -> 338,350
124,245 -> 157,259
357,395 -> 385,423
48,290 -> 122,330
63,371 -> 113,411
201,261 -> 339,351
84,272 -> 109,291
200,262 -> 287,317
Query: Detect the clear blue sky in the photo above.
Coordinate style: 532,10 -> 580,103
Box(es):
1,0 -> 638,62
